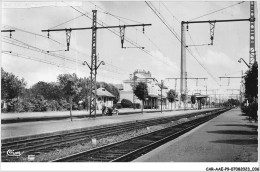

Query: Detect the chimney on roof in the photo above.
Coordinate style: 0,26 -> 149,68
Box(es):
100,83 -> 104,90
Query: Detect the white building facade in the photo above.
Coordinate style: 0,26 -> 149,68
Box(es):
120,69 -> 169,109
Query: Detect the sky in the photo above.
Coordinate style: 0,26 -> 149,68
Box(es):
1,1 -> 258,99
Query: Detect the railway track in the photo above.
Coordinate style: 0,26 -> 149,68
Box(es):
1,109 -> 223,161
52,108 -> 229,162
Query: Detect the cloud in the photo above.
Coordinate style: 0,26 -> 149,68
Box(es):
141,50 -> 180,82
2,1 -> 82,9
201,50 -> 236,68
150,50 -> 179,71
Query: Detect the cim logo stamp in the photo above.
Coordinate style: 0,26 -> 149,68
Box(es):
7,149 -> 24,157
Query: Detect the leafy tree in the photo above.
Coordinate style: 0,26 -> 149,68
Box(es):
133,82 -> 148,113
31,81 -> 62,101
244,62 -> 258,102
201,98 -> 206,106
191,95 -> 196,108
227,99 -> 239,106
1,68 -> 27,100
76,77 -> 91,110
30,95 -> 48,112
242,62 -> 258,122
181,94 -> 187,103
109,84 -> 120,104
121,99 -> 133,108
191,95 -> 196,104
58,73 -> 81,121
167,89 -> 177,110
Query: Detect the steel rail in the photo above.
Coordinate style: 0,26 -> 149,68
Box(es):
52,108 -> 229,162
1,109 -> 218,161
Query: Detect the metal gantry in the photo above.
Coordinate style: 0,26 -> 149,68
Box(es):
166,77 -> 208,88
1,29 -> 15,38
166,77 -> 207,108
180,1 -> 256,96
219,76 -> 243,86
42,10 -> 151,117
249,1 -> 256,66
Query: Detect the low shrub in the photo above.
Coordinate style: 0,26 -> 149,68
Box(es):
241,101 -> 258,121
144,105 -> 151,109
59,98 -> 70,111
30,95 -> 48,112
133,103 -> 141,109
121,99 -> 133,108
47,100 -> 60,111
113,103 -> 122,109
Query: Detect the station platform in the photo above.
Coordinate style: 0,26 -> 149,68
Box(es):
1,108 -> 216,140
134,108 -> 258,162
1,108 -> 193,124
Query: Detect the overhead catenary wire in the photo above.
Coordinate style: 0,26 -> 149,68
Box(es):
2,27 -> 133,77
2,24 -> 93,60
68,5 -> 180,72
2,38 -> 80,64
48,13 -> 89,30
89,2 -> 173,67
78,5 -> 183,80
2,38 -> 128,78
161,2 -> 181,24
162,1 -> 239,86
3,25 -> 63,45
88,1 -> 143,24
2,42 -> 129,81
146,1 -> 220,86
2,22 -> 142,80
2,51 -> 75,70
2,34 -> 134,80
189,1 -> 245,21
69,6 -> 144,50
186,32 -> 208,66
2,51 -> 122,81
91,2 -> 166,55
145,1 -> 181,43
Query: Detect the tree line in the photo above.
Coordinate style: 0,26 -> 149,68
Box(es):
241,62 -> 258,121
1,68 -> 120,113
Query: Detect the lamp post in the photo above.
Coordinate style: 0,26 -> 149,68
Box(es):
160,80 -> 164,113
238,58 -> 250,68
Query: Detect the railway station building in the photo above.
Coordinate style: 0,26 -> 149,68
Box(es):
119,69 -> 169,109
95,87 -> 115,110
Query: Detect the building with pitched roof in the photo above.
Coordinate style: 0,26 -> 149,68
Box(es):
95,87 -> 115,110
119,69 -> 169,109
